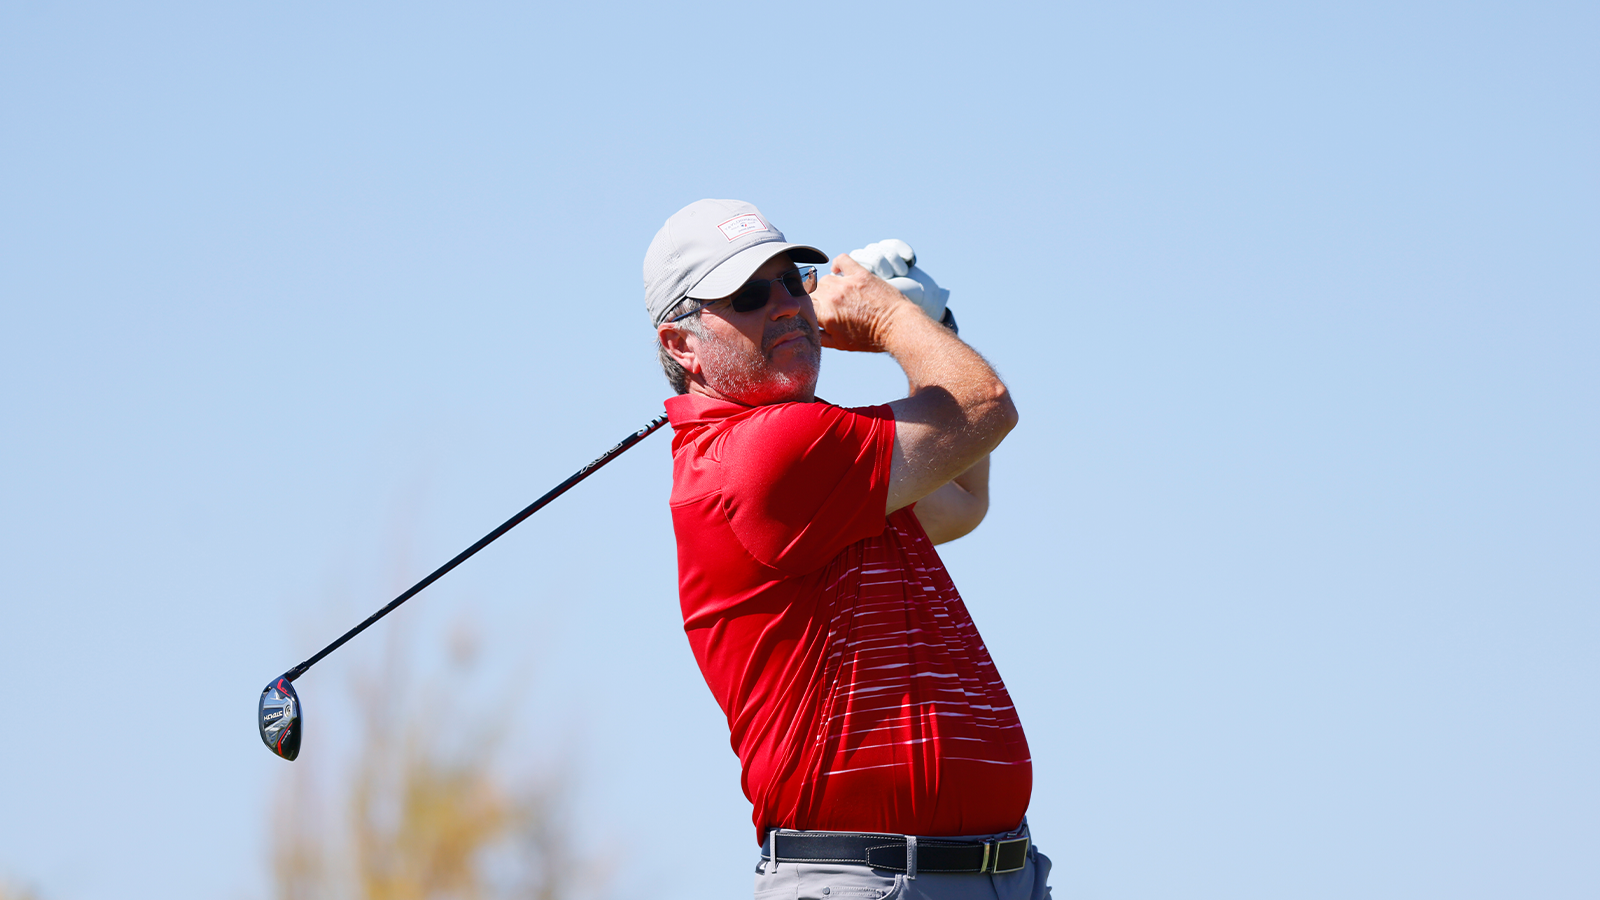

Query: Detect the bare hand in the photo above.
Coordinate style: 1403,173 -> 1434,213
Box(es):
811,253 -> 920,353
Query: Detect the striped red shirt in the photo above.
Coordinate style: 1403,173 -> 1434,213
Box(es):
665,395 -> 1031,842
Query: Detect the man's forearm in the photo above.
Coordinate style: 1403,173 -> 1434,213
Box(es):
882,303 -> 1016,459
810,253 -> 1017,513
880,303 -> 1016,512
914,453 -> 993,544
951,453 -> 991,502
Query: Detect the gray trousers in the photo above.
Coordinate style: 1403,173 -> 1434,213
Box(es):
752,824 -> 1051,900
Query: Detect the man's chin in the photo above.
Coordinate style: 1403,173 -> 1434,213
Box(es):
699,338 -> 820,406
743,373 -> 818,406
721,367 -> 819,406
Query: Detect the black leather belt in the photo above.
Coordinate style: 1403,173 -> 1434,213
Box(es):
761,829 -> 1031,875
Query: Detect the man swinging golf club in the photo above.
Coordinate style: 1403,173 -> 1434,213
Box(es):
646,199 -> 1051,900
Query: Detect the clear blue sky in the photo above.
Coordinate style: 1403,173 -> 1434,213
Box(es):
1,2 -> 1595,898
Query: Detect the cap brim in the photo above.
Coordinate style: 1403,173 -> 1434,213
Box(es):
686,242 -> 829,300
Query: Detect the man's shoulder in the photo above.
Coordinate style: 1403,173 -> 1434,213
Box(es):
666,394 -> 892,438
667,395 -> 895,504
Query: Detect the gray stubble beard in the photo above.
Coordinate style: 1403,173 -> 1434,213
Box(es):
699,318 -> 821,406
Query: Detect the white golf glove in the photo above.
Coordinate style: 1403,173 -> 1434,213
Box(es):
849,239 -> 952,325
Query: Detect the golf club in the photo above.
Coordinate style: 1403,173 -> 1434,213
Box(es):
258,412 -> 670,761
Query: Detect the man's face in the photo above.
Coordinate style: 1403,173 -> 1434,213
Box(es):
683,254 -> 823,405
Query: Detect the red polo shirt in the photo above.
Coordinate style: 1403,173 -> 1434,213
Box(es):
665,394 -> 1032,842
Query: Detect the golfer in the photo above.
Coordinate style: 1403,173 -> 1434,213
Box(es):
644,199 -> 1049,900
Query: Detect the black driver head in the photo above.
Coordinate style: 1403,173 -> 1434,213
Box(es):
259,674 -> 302,761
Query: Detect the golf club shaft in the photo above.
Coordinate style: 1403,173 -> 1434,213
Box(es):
283,412 -> 670,682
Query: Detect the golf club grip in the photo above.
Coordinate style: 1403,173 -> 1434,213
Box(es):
284,412 -> 670,681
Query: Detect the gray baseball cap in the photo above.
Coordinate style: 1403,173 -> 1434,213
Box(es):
643,199 -> 828,326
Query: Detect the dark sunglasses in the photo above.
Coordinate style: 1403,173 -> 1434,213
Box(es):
667,266 -> 818,323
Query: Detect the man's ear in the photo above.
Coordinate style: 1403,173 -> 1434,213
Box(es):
658,323 -> 701,375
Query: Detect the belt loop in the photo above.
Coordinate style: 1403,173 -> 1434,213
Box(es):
905,835 -> 917,880
766,829 -> 777,871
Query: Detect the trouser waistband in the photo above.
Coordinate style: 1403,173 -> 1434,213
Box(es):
761,827 -> 1031,875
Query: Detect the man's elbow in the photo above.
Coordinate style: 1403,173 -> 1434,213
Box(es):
997,386 -> 1019,434
977,382 -> 1018,443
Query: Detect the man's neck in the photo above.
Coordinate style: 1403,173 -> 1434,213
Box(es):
686,380 -> 816,406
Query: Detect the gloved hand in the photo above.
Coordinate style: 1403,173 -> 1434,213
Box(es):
848,239 -> 951,324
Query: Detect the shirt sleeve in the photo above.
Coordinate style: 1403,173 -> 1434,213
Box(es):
715,401 -> 895,575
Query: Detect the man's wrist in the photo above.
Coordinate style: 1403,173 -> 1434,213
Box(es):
940,308 -> 958,335
877,298 -> 938,343
877,300 -> 964,360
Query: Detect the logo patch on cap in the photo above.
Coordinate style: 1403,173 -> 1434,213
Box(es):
717,213 -> 771,242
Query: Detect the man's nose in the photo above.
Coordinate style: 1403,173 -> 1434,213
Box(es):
768,282 -> 803,318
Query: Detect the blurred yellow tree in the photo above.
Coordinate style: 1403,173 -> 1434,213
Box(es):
272,621 -> 597,900
0,881 -> 40,900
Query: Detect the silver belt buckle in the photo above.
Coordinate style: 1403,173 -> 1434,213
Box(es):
988,836 -> 1030,874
